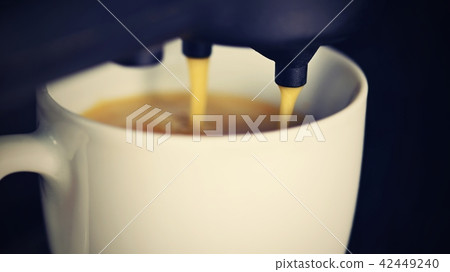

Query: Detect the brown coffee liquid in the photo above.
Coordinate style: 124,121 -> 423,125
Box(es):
82,91 -> 304,134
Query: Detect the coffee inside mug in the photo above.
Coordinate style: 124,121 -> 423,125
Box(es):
83,91 -> 293,134
30,39 -> 368,254
46,39 -> 363,128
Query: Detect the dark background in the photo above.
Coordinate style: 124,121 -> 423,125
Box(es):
1,0 -> 449,253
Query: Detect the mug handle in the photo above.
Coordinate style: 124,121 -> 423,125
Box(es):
0,131 -> 89,253
0,132 -> 68,183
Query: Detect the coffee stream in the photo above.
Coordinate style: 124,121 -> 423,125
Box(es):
186,57 -> 209,123
278,86 -> 303,116
82,56 -> 304,134
187,57 -> 302,123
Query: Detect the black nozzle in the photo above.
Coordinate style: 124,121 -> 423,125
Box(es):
114,44 -> 163,67
275,64 -> 308,87
182,40 -> 212,58
255,45 -> 319,88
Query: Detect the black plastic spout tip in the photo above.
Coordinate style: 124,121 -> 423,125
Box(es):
182,40 -> 213,58
275,64 -> 308,87
255,45 -> 319,88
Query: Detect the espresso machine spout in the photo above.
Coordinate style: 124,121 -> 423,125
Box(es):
0,0 -> 372,102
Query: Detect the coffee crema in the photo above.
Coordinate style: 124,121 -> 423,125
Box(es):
82,91 -> 304,134
83,55 -> 305,135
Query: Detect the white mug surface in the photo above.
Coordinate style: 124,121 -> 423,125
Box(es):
0,40 -> 367,253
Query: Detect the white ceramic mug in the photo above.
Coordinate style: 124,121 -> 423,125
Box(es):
0,40 -> 367,253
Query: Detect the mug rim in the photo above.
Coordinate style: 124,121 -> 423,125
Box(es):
38,46 -> 368,138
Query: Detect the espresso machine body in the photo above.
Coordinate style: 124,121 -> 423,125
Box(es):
0,0 -> 372,98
